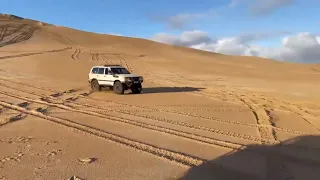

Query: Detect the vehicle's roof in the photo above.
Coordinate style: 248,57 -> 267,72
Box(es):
92,65 -> 124,68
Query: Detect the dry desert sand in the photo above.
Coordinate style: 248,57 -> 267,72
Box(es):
0,14 -> 320,180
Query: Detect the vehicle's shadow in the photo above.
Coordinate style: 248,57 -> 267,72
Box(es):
139,86 -> 205,94
180,135 -> 320,180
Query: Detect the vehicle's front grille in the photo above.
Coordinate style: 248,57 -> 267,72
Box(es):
133,77 -> 139,81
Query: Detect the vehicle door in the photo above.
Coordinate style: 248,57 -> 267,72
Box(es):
89,67 -> 99,80
103,68 -> 114,86
97,67 -> 108,85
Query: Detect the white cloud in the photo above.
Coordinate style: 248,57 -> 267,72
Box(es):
151,9 -> 218,29
151,31 -> 320,63
249,0 -> 294,16
152,30 -> 213,46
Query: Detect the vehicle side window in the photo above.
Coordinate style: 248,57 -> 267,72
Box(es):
106,68 -> 112,75
98,68 -> 105,74
91,67 -> 98,74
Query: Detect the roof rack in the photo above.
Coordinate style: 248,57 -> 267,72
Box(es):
104,64 -> 122,67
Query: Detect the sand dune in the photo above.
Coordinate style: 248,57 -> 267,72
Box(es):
0,14 -> 320,180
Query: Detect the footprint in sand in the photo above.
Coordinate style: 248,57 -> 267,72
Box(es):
0,152 -> 24,164
78,157 -> 97,164
2,136 -> 33,144
47,149 -> 62,157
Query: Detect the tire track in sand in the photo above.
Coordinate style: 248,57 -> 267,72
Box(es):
0,47 -> 71,60
43,30 -> 73,47
100,54 -> 110,65
0,90 -> 278,144
71,48 -> 81,60
0,24 -> 9,42
0,88 -> 267,145
117,55 -> 132,72
151,75 -> 320,134
262,97 -> 320,132
0,24 -> 27,42
0,99 -> 29,126
0,84 -> 261,149
0,25 -> 36,48
0,79 -> 309,137
3,98 -> 320,173
80,95 -> 307,136
90,50 -> 100,62
0,77 -> 56,93
83,95 -> 260,127
237,94 -> 277,145
0,100 -> 204,167
0,112 -> 27,127
1,89 -> 249,151
102,54 -> 122,65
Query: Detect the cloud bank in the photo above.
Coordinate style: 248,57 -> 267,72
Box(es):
151,31 -> 320,63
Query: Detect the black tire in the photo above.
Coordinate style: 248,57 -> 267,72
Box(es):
131,83 -> 142,94
91,79 -> 101,91
113,81 -> 124,94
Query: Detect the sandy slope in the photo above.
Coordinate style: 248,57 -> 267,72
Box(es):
1,14 -> 320,180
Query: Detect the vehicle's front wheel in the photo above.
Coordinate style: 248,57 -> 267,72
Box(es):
91,79 -> 101,91
131,83 -> 142,94
113,81 -> 125,94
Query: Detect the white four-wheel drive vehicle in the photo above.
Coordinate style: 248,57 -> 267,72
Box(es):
88,65 -> 144,94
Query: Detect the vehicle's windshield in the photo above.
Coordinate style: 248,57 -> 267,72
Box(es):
110,67 -> 130,74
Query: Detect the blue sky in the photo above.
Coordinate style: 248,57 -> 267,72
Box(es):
1,0 -> 318,38
1,0 -> 320,62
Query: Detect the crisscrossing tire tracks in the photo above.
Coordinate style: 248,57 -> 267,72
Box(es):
0,89 -> 274,145
0,83 -> 258,149
0,24 -> 9,41
0,24 -> 26,42
0,78 -> 310,137
0,25 -> 36,48
2,81 -> 320,155
236,94 -> 277,145
0,84 -> 250,150
82,96 -> 308,136
2,90 -> 320,167
0,100 -> 204,167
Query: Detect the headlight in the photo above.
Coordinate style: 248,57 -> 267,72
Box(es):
139,76 -> 143,81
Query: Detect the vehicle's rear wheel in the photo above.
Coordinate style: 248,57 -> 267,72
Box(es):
131,83 -> 142,94
113,81 -> 124,94
91,79 -> 101,91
